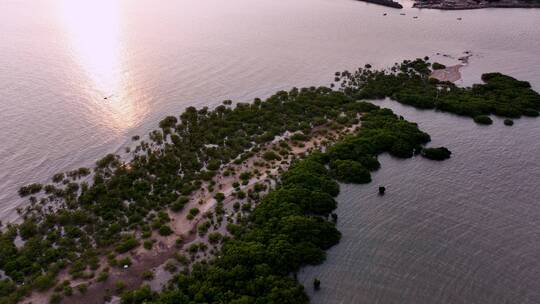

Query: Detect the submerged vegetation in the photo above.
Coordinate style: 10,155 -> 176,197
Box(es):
1,58 -> 539,303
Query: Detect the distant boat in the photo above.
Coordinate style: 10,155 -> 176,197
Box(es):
400,13 -> 406,15
413,16 -> 418,19
383,13 -> 387,16
457,17 -> 462,20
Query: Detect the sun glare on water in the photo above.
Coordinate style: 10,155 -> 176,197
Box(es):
58,0 -> 145,131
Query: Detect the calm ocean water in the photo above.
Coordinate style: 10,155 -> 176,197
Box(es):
1,0 -> 539,223
299,100 -> 540,303
1,0 -> 540,302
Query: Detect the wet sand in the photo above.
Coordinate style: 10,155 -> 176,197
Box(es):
430,53 -> 472,82
430,64 -> 464,82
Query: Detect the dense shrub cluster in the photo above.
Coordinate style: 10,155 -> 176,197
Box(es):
336,59 -> 540,122
422,147 -> 452,160
119,108 -> 434,304
120,157 -> 342,304
432,62 -> 446,70
4,58 -> 534,302
0,86 -> 369,303
473,115 -> 493,125
330,159 -> 371,183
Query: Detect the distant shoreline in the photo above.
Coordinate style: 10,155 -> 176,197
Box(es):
355,0 -> 403,9
355,0 -> 540,9
413,0 -> 540,10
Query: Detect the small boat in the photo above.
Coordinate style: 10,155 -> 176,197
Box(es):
400,13 -> 406,15
383,13 -> 387,16
457,17 -> 462,20
413,16 -> 418,19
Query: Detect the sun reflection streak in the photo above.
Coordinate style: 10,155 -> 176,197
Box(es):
58,0 -> 143,131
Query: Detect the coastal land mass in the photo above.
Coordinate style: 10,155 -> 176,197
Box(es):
355,0 -> 540,9
413,0 -> 540,9
2,58 -> 540,304
356,0 -> 403,9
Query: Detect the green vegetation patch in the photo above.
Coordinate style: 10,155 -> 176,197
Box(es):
330,160 -> 371,183
5,58 -> 537,303
336,59 -> 540,121
473,115 -> 493,125
262,151 -> 281,161
422,147 -> 452,161
432,62 -> 446,70
120,107 -> 437,304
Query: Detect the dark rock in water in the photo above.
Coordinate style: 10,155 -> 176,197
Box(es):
379,186 -> 386,195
